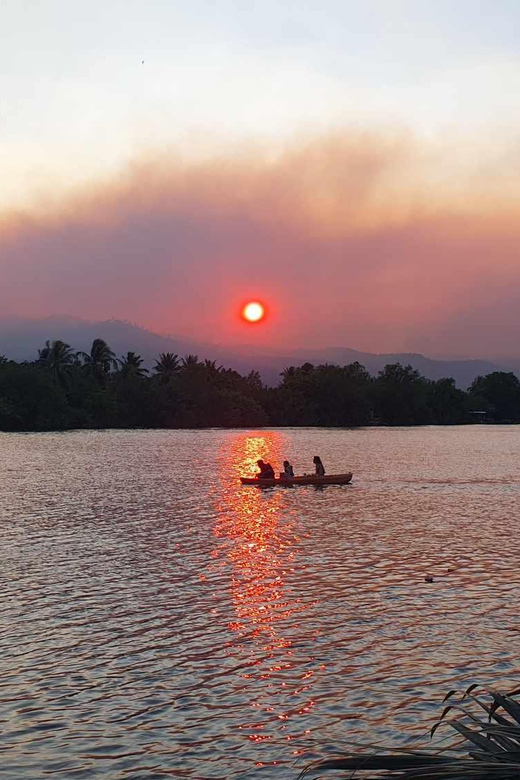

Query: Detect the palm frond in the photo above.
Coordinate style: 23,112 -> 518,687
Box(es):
300,686 -> 520,780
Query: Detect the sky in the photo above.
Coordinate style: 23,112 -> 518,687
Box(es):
2,0 -> 520,359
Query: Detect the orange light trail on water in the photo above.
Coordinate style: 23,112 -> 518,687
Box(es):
210,431 -> 319,746
214,432 -> 290,642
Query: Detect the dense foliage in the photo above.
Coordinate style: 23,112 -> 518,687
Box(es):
0,339 -> 519,431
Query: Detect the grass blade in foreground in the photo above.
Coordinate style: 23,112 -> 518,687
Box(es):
299,686 -> 520,779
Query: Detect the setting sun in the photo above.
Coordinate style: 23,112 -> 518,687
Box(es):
242,301 -> 265,323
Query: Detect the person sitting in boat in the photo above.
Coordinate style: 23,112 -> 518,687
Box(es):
280,460 -> 294,478
256,459 -> 275,479
313,455 -> 325,476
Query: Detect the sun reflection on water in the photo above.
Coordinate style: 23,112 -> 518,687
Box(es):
215,432 -> 296,646
212,432 -> 318,749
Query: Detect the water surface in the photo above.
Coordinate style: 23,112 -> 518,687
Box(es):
0,426 -> 519,778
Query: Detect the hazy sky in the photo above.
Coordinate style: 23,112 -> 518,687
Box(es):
2,1 -> 520,357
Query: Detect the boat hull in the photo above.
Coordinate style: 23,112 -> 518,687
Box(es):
240,472 -> 353,487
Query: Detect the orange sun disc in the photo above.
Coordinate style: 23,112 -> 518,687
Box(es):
242,301 -> 265,323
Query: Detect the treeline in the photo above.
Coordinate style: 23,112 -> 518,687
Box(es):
0,338 -> 519,431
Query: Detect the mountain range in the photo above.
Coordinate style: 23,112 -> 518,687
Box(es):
0,316 -> 517,389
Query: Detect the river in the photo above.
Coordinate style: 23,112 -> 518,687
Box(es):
0,426 -> 518,778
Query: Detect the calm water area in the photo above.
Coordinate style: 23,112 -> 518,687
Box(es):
0,426 -> 519,778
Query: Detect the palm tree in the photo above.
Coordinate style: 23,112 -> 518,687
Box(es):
204,358 -> 224,379
37,340 -> 75,385
246,370 -> 263,391
299,685 -> 520,780
203,359 -> 218,371
181,354 -> 200,368
153,352 -> 180,382
118,351 -> 149,379
77,338 -> 117,381
281,366 -> 297,381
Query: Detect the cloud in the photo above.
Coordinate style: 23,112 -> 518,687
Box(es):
1,129 -> 520,359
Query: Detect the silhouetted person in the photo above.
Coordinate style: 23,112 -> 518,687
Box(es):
313,455 -> 325,476
257,459 -> 275,479
281,460 -> 294,478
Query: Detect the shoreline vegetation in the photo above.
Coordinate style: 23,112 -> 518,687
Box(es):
299,685 -> 520,780
1,338 -> 520,432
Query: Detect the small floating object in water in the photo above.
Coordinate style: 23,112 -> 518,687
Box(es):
425,576 -> 434,583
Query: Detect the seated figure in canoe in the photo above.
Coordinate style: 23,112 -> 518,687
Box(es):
280,460 -> 295,479
313,455 -> 326,475
256,459 -> 275,479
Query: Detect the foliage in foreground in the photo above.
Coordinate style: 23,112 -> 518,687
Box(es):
299,685 -> 520,779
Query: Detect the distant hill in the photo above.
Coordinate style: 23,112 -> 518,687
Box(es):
0,316 -> 514,389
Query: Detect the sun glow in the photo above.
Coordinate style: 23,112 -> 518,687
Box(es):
242,301 -> 265,323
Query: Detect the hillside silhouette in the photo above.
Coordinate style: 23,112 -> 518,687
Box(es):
0,316 -> 513,389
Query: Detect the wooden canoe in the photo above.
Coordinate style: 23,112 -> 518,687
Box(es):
240,472 -> 353,487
